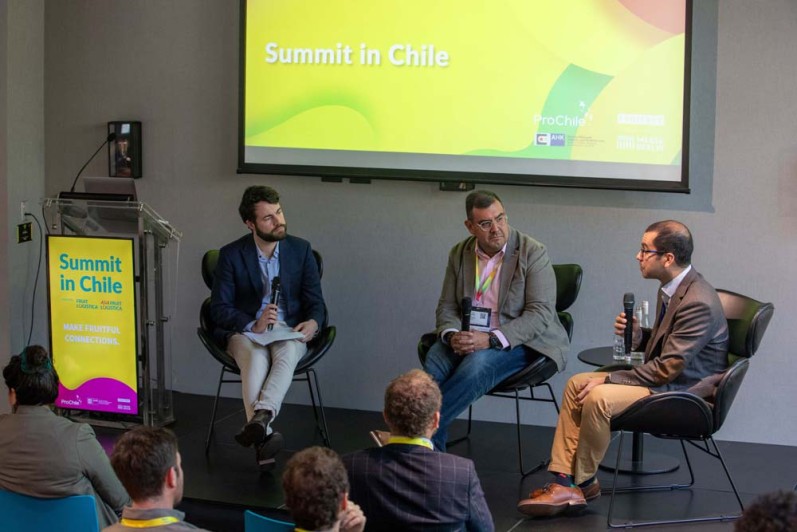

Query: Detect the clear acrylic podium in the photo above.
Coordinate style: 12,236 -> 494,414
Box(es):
43,196 -> 182,427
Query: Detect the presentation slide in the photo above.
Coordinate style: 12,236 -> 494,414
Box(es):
47,236 -> 138,415
240,0 -> 689,190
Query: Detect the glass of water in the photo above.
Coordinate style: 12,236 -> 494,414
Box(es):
613,335 -> 627,361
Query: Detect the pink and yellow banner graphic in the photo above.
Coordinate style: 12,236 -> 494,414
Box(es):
47,236 -> 138,415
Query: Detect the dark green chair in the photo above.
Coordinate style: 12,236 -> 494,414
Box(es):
605,288 -> 774,528
198,249 -> 335,453
417,263 -> 583,476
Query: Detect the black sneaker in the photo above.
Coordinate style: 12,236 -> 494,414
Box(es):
256,432 -> 284,472
235,409 -> 272,448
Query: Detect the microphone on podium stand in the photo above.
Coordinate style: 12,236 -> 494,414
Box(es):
65,132 -> 117,195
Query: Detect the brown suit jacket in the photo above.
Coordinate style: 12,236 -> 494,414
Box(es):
606,268 -> 729,392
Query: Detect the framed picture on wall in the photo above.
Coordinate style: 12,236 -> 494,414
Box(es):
108,121 -> 142,178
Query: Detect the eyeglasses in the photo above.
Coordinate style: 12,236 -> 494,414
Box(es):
472,213 -> 508,232
639,248 -> 666,257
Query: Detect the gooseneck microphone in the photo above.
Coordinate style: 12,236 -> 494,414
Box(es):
623,292 -> 635,355
68,132 -> 117,193
267,277 -> 281,331
461,297 -> 472,332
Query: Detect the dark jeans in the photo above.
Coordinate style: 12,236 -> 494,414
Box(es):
424,340 -> 530,451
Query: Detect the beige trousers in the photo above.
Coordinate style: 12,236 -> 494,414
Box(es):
227,331 -> 307,429
548,372 -> 651,485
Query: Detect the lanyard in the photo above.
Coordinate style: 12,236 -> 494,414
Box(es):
387,436 -> 434,450
120,516 -> 180,528
474,253 -> 502,302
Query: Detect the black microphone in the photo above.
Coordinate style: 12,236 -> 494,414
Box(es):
68,132 -> 117,193
623,292 -> 635,355
461,297 -> 472,332
267,277 -> 281,331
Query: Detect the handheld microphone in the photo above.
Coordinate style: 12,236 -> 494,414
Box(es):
68,132 -> 117,193
623,292 -> 635,354
461,297 -> 472,332
267,277 -> 281,331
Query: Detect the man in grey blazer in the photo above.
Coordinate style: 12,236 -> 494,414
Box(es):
424,190 -> 570,451
518,220 -> 729,517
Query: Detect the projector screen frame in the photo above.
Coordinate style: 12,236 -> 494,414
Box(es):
237,0 -> 693,193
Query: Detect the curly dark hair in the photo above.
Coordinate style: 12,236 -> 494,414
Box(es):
3,345 -> 59,405
282,446 -> 349,531
383,369 -> 442,437
111,426 -> 179,501
735,490 -> 797,532
238,185 -> 280,223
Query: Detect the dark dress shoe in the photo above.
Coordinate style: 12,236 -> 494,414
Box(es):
256,432 -> 284,472
517,483 -> 587,517
235,409 -> 272,448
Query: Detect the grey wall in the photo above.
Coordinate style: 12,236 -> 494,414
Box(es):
2,0 -> 46,415
19,0 -> 796,445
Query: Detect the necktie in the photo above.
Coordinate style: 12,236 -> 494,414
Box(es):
658,293 -> 669,324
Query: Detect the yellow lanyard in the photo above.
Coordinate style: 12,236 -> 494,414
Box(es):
120,516 -> 180,528
387,436 -> 434,450
474,253 -> 502,302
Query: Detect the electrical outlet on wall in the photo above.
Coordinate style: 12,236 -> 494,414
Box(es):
17,222 -> 32,243
20,201 -> 28,222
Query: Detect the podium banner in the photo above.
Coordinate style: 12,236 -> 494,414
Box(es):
47,235 -> 138,415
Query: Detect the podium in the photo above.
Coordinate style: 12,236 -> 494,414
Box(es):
43,196 -> 182,427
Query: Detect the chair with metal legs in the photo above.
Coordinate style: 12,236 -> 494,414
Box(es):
604,288 -> 774,528
417,263 -> 582,476
198,249 -> 335,453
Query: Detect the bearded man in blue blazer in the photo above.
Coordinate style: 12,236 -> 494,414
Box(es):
210,185 -> 325,471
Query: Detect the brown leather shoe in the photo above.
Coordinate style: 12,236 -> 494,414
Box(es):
517,483 -> 587,517
581,479 -> 601,502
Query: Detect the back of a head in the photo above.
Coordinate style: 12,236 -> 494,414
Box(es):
282,446 -> 348,531
111,426 -> 178,502
383,369 -> 442,438
2,345 -> 59,406
735,490 -> 797,532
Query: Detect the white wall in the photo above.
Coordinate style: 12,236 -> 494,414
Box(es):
27,0 -> 797,445
1,0 -> 46,415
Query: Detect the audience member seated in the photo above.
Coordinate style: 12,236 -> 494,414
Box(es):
735,490 -> 797,532
343,370 -> 494,532
105,426 -> 209,531
0,345 -> 130,528
517,221 -> 730,517
282,446 -> 365,532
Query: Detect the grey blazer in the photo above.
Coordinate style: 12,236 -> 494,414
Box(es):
606,268 -> 729,392
0,406 -> 130,528
435,227 -> 570,370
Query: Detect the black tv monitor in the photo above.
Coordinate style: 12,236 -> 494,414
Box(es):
238,0 -> 692,192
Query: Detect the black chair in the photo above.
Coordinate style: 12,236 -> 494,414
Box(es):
605,289 -> 774,528
197,249 -> 336,453
417,263 -> 583,476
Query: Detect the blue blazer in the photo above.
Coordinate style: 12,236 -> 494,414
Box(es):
343,444 -> 494,532
209,234 -> 325,345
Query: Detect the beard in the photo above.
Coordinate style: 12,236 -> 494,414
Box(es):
256,225 -> 287,242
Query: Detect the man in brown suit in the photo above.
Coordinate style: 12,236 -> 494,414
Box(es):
518,220 -> 729,517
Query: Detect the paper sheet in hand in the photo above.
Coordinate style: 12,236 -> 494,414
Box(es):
244,328 -> 304,347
